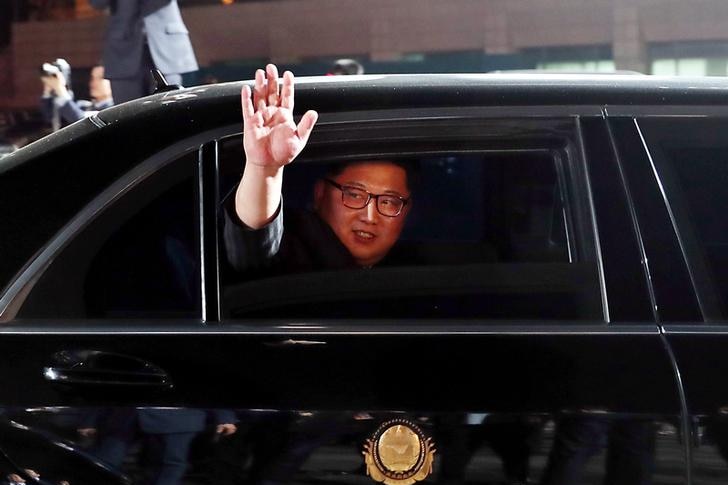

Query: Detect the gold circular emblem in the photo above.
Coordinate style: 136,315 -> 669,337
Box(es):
363,419 -> 435,485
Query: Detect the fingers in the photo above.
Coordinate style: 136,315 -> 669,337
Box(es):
281,70 -> 294,110
241,84 -> 265,132
246,65 -> 303,134
253,68 -> 266,112
296,110 -> 319,144
241,85 -> 254,120
266,64 -> 279,106
252,64 -> 284,116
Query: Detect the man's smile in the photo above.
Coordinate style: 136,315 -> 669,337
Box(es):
353,229 -> 376,240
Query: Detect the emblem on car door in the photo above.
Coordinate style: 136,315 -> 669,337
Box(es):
363,418 -> 435,485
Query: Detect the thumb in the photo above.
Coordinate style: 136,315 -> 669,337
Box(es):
296,110 -> 318,145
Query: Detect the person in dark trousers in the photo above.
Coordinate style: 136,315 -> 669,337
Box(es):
89,0 -> 198,104
78,408 -> 237,485
539,415 -> 656,485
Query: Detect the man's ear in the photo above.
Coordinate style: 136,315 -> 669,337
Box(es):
313,179 -> 325,211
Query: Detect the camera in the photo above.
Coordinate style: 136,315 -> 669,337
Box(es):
39,58 -> 71,81
40,62 -> 61,77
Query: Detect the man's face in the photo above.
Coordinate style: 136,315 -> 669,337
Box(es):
315,161 -> 411,267
89,66 -> 112,101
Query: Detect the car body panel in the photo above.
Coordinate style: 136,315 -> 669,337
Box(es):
5,73 -> 727,483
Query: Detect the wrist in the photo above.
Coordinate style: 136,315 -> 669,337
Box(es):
244,162 -> 284,179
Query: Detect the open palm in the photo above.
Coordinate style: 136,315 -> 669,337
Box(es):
241,64 -> 317,169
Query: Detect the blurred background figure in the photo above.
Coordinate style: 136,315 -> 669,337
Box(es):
0,136 -> 16,158
328,58 -> 364,75
38,58 -> 72,131
90,0 -> 198,104
40,61 -> 114,131
78,407 -> 236,485
0,119 -> 46,153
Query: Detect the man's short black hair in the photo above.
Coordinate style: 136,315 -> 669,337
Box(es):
322,159 -> 418,191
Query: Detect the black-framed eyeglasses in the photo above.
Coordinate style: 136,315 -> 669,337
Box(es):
324,179 -> 409,217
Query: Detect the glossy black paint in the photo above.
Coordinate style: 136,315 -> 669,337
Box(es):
5,73 -> 728,484
0,328 -> 677,411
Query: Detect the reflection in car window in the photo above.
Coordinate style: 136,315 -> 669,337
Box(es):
17,152 -> 201,319
640,118 -> 728,320
217,127 -> 603,322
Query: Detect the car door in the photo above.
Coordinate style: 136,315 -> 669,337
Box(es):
212,108 -> 687,485
615,113 -> 728,485
0,106 -> 686,485
0,134 -> 210,484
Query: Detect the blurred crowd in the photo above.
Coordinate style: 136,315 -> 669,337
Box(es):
0,54 -> 365,159
0,0 -> 365,159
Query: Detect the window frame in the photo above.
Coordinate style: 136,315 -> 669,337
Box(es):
0,136 -> 218,324
214,109 -> 610,324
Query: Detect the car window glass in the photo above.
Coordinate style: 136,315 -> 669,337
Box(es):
639,118 -> 728,321
218,120 -> 602,322
15,151 -> 201,320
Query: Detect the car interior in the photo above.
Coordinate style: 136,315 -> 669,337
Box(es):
218,135 -> 602,321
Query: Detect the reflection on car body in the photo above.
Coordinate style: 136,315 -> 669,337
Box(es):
3,72 -> 728,484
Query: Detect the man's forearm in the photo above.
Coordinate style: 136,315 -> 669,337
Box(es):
235,164 -> 284,229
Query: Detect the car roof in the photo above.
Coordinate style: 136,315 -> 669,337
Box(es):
96,72 -> 728,125
5,72 -> 728,175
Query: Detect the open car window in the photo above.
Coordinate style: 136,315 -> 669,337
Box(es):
217,117 -> 603,322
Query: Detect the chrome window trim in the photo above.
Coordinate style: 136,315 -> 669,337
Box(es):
0,322 -> 660,335
576,116 -> 610,322
604,113 -> 660,322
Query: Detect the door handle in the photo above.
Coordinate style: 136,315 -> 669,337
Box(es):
43,350 -> 172,388
264,339 -> 327,348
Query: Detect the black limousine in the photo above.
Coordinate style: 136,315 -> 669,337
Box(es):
1,72 -> 728,485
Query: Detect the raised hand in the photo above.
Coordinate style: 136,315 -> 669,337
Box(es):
235,65 -> 318,228
241,64 -> 317,169
41,71 -> 68,98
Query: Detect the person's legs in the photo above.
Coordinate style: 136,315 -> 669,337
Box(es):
539,416 -> 607,485
603,420 -> 656,485
90,409 -> 139,468
146,432 -> 196,485
485,417 -> 543,484
94,433 -> 134,468
110,44 -> 156,104
436,413 -> 483,485
109,77 -> 148,104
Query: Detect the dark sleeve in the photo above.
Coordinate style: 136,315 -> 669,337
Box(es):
223,200 -> 283,272
209,409 -> 238,425
39,97 -> 53,124
57,99 -> 86,124
89,0 -> 110,9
